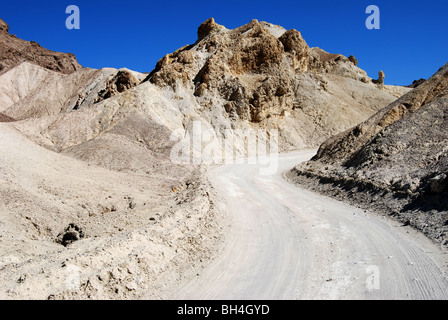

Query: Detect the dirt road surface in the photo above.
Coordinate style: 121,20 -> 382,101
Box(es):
172,150 -> 448,299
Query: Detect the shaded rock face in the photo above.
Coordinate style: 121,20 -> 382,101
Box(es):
0,112 -> 14,122
0,18 -> 82,75
407,78 -> 426,88
310,63 -> 448,165
146,19 -> 302,122
1,17 -> 405,155
311,48 -> 369,82
95,70 -> 139,102
57,224 -> 85,247
278,29 -> 322,73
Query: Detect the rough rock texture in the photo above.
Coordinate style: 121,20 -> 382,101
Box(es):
0,18 -> 9,33
348,55 -> 358,66
95,69 -> 139,103
288,62 -> 448,248
0,18 -> 225,299
0,18 -> 82,75
372,70 -> 385,85
0,112 -> 14,122
197,17 -> 225,41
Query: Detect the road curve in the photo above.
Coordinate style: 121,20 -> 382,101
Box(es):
172,150 -> 448,299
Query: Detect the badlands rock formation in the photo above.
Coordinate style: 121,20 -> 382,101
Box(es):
0,17 -> 411,299
144,18 -> 409,150
288,63 -> 448,247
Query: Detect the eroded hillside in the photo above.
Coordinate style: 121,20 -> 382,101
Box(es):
288,63 -> 448,247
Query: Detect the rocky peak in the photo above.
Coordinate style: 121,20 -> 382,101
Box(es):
145,18 -> 389,123
311,63 -> 448,164
278,29 -> 307,52
197,17 -> 225,41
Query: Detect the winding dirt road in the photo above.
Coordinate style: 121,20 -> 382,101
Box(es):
173,150 -> 448,299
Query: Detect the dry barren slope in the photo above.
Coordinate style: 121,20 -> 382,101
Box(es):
0,122 -> 225,299
0,62 -> 145,120
2,18 -> 411,179
289,62 -> 448,247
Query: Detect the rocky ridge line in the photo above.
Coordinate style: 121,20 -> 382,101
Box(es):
0,18 -> 82,75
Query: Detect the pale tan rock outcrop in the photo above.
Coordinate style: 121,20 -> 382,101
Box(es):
0,112 -> 14,122
279,29 -> 321,72
197,17 -> 225,41
373,70 -> 385,85
95,69 -> 139,102
144,18 -> 408,148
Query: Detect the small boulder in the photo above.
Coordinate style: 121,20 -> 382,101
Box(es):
348,55 -> 358,66
58,224 -> 85,247
429,174 -> 447,194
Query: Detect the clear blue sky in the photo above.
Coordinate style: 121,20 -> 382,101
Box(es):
1,0 -> 447,85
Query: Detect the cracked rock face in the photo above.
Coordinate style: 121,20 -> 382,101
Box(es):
197,17 -> 225,41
